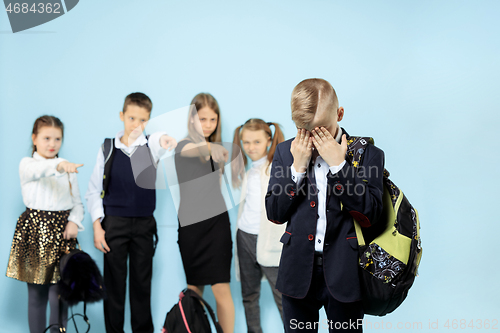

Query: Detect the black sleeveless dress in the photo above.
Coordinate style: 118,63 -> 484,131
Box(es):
174,140 -> 232,285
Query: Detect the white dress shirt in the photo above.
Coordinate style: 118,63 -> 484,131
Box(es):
290,125 -> 345,252
85,131 -> 167,223
237,156 -> 268,235
20,152 -> 85,230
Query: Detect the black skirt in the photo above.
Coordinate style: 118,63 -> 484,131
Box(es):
178,211 -> 232,286
6,208 -> 77,284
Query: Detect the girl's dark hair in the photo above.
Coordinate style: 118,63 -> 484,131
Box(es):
231,118 -> 284,188
31,115 -> 64,156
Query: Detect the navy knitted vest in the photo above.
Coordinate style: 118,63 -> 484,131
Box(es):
103,146 -> 156,217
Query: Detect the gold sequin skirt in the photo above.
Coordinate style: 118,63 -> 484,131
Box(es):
6,208 -> 77,285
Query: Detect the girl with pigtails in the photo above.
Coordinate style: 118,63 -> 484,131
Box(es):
231,119 -> 286,333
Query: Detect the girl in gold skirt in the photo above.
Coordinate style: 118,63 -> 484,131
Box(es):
6,115 -> 85,333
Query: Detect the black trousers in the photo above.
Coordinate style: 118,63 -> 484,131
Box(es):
282,259 -> 363,332
102,215 -> 156,333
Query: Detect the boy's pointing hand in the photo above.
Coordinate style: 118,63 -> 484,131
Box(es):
311,127 -> 347,167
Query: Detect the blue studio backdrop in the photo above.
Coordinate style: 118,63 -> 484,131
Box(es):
1,1 -> 499,332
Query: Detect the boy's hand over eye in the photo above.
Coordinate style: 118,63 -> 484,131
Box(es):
160,135 -> 178,151
57,161 -> 84,173
311,127 -> 347,167
291,128 -> 313,173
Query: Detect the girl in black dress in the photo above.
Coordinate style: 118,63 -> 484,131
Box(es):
174,93 -> 235,333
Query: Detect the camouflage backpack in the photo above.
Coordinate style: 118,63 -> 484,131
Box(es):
345,137 -> 423,316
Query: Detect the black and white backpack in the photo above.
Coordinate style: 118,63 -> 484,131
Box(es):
346,136 -> 423,316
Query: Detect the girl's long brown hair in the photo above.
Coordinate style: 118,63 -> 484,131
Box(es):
231,118 -> 284,188
186,93 -> 225,172
31,115 -> 64,156
187,93 -> 222,144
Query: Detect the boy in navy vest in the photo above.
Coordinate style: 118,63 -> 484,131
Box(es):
265,79 -> 385,332
85,92 -> 177,333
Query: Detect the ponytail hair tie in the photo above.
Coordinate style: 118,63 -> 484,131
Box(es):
267,122 -> 274,126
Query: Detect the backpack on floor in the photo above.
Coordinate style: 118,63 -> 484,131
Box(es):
163,289 -> 223,333
346,137 -> 423,316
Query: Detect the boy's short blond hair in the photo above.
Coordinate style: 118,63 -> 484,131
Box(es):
291,78 -> 338,129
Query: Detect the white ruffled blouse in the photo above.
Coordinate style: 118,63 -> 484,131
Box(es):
19,152 -> 85,230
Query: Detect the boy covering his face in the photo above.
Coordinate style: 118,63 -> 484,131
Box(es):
266,78 -> 385,332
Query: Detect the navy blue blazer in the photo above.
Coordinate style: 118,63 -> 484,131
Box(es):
265,128 -> 385,302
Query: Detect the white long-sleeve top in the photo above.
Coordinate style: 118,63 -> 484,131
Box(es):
85,130 -> 167,223
237,159 -> 286,267
290,125 -> 345,253
20,152 -> 85,230
237,156 -> 268,235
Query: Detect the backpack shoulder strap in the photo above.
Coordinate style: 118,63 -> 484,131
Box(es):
344,136 -> 374,245
100,138 -> 115,199
144,134 -> 159,169
345,136 -> 374,170
346,136 -> 391,178
102,138 -> 114,163
185,289 -> 223,333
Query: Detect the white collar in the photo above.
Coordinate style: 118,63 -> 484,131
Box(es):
32,151 -> 56,160
251,156 -> 268,169
334,124 -> 342,143
114,130 -> 147,149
